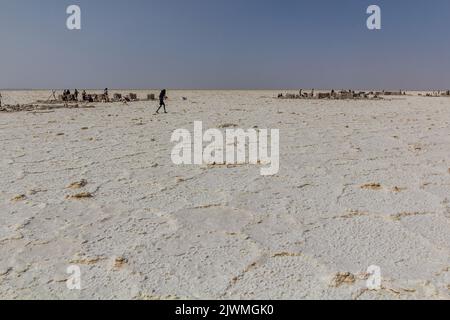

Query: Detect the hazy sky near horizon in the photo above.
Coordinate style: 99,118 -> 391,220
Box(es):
1,0 -> 450,89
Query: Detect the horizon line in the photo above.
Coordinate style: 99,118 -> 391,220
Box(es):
1,88 -> 450,92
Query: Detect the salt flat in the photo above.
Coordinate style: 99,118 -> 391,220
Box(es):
1,90 -> 450,299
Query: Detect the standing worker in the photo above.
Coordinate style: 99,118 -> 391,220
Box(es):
104,88 -> 109,102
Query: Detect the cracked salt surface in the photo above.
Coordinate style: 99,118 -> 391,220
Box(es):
1,90 -> 450,299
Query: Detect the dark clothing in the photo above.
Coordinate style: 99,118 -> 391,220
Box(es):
156,90 -> 167,113
157,100 -> 166,113
104,89 -> 109,102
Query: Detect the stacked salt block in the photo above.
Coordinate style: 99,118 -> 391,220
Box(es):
339,92 -> 354,99
318,93 -> 331,99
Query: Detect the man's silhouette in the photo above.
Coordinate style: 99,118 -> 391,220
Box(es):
156,89 -> 167,114
104,88 -> 109,102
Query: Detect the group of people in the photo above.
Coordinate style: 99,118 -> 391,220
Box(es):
61,88 -> 168,113
0,88 -> 169,113
57,88 -> 167,114
60,88 -> 108,102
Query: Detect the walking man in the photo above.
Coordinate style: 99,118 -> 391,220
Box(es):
156,89 -> 167,114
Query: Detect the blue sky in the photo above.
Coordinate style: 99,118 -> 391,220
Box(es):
1,0 -> 450,89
